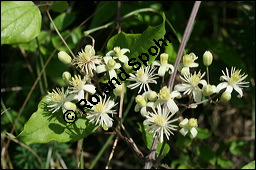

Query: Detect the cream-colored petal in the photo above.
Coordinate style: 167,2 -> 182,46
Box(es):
96,65 -> 107,73
181,67 -> 190,75
121,48 -> 130,54
167,99 -> 179,114
119,55 -> 129,63
179,127 -> 189,136
189,127 -> 198,138
179,118 -> 188,127
83,84 -> 96,94
108,69 -> 117,79
193,88 -> 202,102
233,85 -> 243,97
158,66 -> 166,77
106,50 -> 114,56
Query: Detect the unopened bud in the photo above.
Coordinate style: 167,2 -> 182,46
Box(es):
220,91 -> 231,102
64,101 -> 77,111
58,51 -> 72,65
202,84 -> 217,96
135,95 -> 146,106
62,71 -> 71,85
113,84 -> 125,96
84,45 -> 95,56
203,51 -> 213,67
147,91 -> 157,101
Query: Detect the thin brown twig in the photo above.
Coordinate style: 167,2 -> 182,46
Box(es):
168,1 -> 202,91
4,134 -> 44,168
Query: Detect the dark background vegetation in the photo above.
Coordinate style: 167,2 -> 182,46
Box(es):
1,1 -> 255,169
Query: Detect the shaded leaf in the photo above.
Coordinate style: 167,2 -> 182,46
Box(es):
138,123 -> 170,157
49,1 -> 69,13
1,1 -> 42,44
50,12 -> 76,31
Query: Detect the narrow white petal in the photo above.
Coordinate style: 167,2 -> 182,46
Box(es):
181,67 -> 190,75
167,99 -> 179,114
179,127 -> 189,136
158,66 -> 166,76
83,84 -> 96,94
192,88 -> 202,102
108,69 -> 117,79
96,65 -> 107,73
119,55 -> 129,63
190,127 -> 198,138
233,85 -> 243,97
179,118 -> 188,127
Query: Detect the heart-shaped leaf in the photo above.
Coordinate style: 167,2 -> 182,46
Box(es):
16,95 -> 98,145
1,1 -> 42,44
107,13 -> 168,64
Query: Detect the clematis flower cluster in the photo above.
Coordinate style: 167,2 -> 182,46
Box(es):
47,43 -> 249,143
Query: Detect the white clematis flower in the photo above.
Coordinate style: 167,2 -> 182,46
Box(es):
179,118 -> 198,138
217,67 -> 249,97
155,86 -> 181,114
127,66 -> 158,94
134,91 -> 155,117
96,56 -> 121,80
69,75 -> 96,101
174,71 -> 206,102
72,45 -> 102,77
143,104 -> 178,143
178,53 -> 199,75
46,87 -> 76,113
106,46 -> 130,63
152,53 -> 174,77
87,95 -> 117,128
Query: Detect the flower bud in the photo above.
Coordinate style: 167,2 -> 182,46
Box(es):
202,84 -> 217,96
84,45 -> 95,56
64,101 -> 77,111
62,71 -> 71,85
135,95 -> 146,106
107,59 -> 116,69
58,51 -> 72,65
203,51 -> 213,67
147,91 -> 157,101
113,84 -> 125,96
160,53 -> 169,65
220,91 -> 231,102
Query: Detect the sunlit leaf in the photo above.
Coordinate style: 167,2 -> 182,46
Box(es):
242,161 -> 255,169
1,1 -> 42,44
16,95 -> 98,145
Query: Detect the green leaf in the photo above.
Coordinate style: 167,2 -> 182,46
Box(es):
217,157 -> 232,168
242,161 -> 255,169
138,123 -> 170,157
49,1 -> 69,13
107,13 -> 167,64
196,127 -> 212,139
50,12 -> 76,31
90,1 -> 116,28
196,145 -> 216,165
1,1 -> 42,44
16,95 -> 98,145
